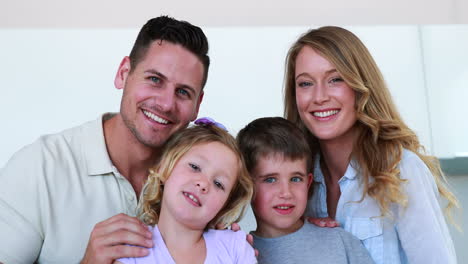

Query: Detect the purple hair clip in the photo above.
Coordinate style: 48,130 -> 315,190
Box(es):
194,117 -> 228,131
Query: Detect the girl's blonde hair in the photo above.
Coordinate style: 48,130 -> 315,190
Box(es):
284,26 -> 459,219
138,124 -> 254,229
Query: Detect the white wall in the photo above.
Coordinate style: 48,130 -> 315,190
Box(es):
0,26 -> 435,166
421,25 -> 468,158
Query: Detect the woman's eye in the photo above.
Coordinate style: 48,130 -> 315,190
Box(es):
329,77 -> 344,83
291,177 -> 303,183
298,81 -> 313,87
264,177 -> 276,183
214,180 -> 225,190
189,163 -> 200,172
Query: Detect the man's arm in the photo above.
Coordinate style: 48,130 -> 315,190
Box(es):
0,197 -> 43,263
0,146 -> 47,263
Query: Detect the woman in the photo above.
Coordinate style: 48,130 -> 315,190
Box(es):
284,26 -> 459,264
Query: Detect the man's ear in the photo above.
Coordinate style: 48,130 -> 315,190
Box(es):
191,90 -> 204,121
114,56 -> 131,90
307,172 -> 313,189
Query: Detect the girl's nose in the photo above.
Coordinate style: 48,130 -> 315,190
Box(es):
196,180 -> 209,193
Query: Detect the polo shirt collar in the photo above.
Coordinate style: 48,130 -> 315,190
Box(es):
83,113 -> 116,176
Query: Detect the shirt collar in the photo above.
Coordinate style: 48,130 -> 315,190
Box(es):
313,154 -> 359,184
83,113 -> 116,176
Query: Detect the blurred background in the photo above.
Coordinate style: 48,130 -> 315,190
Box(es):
1,0 -> 467,262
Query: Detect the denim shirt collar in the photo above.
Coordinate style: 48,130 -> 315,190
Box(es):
313,154 -> 359,184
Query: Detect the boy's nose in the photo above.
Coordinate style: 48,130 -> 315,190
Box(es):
279,183 -> 293,199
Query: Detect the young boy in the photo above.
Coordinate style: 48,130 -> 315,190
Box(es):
237,117 -> 373,264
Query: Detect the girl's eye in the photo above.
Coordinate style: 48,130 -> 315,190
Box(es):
291,177 -> 303,183
264,177 -> 276,183
214,180 -> 225,191
189,163 -> 201,172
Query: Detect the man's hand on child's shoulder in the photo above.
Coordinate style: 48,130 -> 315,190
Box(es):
81,213 -> 152,264
307,217 -> 339,227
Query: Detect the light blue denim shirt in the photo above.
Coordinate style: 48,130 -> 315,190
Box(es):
305,149 -> 456,264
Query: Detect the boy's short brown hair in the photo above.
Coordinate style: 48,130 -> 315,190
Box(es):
236,117 -> 313,174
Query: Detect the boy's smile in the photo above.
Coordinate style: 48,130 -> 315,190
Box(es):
273,204 -> 295,215
251,154 -> 312,238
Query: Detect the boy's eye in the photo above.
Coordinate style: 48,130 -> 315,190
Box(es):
291,176 -> 303,183
214,180 -> 225,191
189,163 -> 201,172
264,177 -> 276,183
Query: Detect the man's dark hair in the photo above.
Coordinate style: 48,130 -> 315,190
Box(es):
237,117 -> 313,174
129,16 -> 210,87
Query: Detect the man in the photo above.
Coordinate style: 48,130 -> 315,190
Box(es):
0,16 -> 209,264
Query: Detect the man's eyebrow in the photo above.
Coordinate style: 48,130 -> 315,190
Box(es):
144,69 -> 197,95
144,69 -> 168,81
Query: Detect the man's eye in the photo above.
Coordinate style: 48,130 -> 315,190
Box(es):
176,88 -> 189,97
150,76 -> 161,83
291,177 -> 303,183
189,163 -> 200,172
264,177 -> 276,183
214,180 -> 225,190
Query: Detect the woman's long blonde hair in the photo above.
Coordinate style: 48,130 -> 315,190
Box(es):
284,26 -> 459,220
138,124 -> 254,229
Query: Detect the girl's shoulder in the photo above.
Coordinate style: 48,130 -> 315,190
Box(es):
204,228 -> 248,244
204,229 -> 256,263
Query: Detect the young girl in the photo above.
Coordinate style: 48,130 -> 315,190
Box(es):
283,26 -> 459,263
115,118 -> 256,264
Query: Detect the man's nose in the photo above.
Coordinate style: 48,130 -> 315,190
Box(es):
156,86 -> 176,112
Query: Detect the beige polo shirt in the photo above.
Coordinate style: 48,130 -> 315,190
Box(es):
0,114 -> 138,264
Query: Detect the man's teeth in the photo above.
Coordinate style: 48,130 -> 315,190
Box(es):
276,206 -> 292,209
143,110 -> 169,124
313,110 -> 339,118
184,192 -> 200,205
